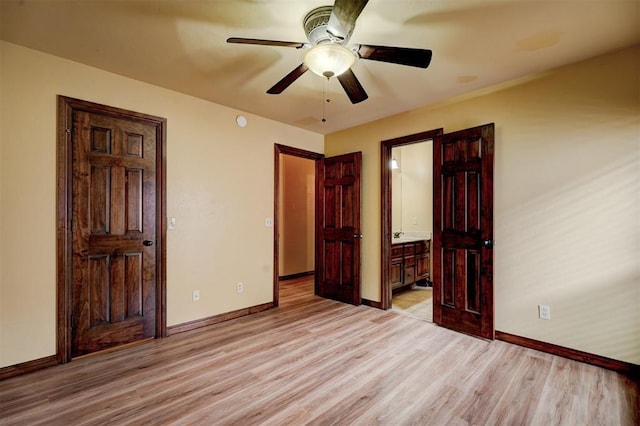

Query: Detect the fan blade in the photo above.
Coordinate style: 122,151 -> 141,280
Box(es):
227,37 -> 306,49
337,68 -> 368,104
357,44 -> 433,68
267,64 -> 309,94
327,0 -> 369,42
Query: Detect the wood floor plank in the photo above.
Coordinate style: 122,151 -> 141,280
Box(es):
1,277 -> 637,425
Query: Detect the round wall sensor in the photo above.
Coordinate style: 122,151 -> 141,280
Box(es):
236,115 -> 247,128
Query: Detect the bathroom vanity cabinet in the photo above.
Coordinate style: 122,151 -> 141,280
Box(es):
391,239 -> 431,292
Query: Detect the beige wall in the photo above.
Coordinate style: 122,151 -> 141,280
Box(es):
279,155 -> 315,276
325,46 -> 640,364
0,41 -> 323,367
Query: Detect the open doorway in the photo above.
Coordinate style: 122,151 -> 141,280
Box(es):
274,144 -> 363,307
381,129 -> 442,321
390,141 -> 434,321
380,129 -> 443,319
273,144 -> 322,306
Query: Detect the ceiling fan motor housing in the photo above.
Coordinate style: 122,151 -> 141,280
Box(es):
304,6 -> 340,45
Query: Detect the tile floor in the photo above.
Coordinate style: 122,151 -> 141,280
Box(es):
391,287 -> 433,322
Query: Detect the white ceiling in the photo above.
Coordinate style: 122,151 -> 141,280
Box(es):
1,0 -> 638,134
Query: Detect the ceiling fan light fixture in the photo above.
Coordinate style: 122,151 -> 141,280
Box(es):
304,44 -> 356,78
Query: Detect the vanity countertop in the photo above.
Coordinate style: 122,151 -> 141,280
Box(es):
392,237 -> 430,244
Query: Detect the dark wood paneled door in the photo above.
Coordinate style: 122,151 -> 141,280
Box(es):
70,110 -> 158,357
433,123 -> 494,339
316,152 -> 362,305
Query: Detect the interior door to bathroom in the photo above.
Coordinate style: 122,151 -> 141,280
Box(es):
432,123 -> 495,339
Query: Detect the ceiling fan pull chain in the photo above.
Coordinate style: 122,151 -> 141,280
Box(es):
322,77 -> 328,123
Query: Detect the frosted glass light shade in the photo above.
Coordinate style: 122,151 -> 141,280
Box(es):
304,44 -> 356,78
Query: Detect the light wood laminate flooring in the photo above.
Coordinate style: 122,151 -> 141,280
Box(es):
1,276 -> 638,425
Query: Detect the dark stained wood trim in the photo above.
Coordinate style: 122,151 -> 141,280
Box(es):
361,298 -> 383,309
314,157 -> 323,298
380,144 -> 391,310
0,355 -> 58,381
167,303 -> 274,336
496,331 -> 640,379
479,124 -> 495,339
273,144 -> 323,307
380,129 -> 443,310
56,95 -> 167,363
279,271 -> 315,281
56,97 -> 73,364
157,106 -> 168,338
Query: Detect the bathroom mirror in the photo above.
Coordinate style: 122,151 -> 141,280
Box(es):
391,140 -> 433,243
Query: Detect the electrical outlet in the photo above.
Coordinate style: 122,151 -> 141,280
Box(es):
236,282 -> 243,293
538,304 -> 551,320
192,290 -> 200,302
264,218 -> 273,227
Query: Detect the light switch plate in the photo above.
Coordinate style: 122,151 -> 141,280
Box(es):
538,304 -> 551,320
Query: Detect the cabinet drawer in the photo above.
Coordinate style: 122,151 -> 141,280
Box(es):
416,240 -> 431,254
404,266 -> 415,285
391,246 -> 404,259
404,244 -> 416,255
405,256 -> 416,267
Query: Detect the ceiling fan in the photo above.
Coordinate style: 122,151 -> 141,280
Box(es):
227,0 -> 432,104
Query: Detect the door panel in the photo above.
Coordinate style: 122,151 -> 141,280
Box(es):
71,110 -> 157,357
316,152 -> 362,305
433,123 -> 494,339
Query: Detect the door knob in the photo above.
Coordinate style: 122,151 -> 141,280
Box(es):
482,239 -> 494,248
143,240 -> 154,246
353,234 -> 363,239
